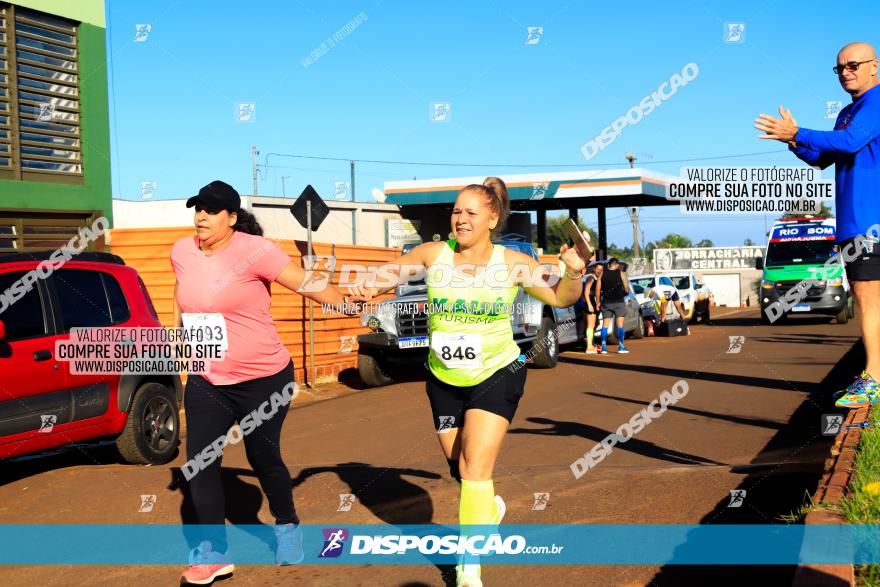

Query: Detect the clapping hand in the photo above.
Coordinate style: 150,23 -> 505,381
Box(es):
755,106 -> 799,144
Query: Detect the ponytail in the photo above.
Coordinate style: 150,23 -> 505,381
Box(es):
232,208 -> 264,236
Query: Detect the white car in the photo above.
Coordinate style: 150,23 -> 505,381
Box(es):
629,272 -> 711,323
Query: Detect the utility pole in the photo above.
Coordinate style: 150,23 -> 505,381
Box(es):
306,199 -> 316,387
281,175 -> 290,197
626,152 -> 641,257
252,145 -> 259,196
350,160 -> 357,246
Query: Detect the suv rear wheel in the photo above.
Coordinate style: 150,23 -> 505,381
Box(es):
700,304 -> 711,324
631,313 -> 645,339
531,316 -> 559,368
116,382 -> 179,465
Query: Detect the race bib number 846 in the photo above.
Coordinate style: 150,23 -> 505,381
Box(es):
431,332 -> 482,369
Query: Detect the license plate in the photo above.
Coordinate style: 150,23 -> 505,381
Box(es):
399,336 -> 428,349
792,304 -> 811,312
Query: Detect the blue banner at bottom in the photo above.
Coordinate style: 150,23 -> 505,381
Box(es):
1,524 -> 880,564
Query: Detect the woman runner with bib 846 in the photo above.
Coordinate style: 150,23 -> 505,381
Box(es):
357,177 -> 588,587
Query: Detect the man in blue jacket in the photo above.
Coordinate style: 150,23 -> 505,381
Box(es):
755,42 -> 880,408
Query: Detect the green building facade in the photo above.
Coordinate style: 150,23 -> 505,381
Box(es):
0,0 -> 111,252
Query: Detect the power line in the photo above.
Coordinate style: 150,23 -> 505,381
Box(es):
265,163 -> 419,179
263,149 -> 789,170
636,217 -> 768,223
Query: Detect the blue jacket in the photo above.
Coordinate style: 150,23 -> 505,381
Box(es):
791,84 -> 880,241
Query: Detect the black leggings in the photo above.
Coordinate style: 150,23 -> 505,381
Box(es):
184,360 -> 298,550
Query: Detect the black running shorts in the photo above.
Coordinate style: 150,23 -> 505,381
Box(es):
842,236 -> 880,281
425,360 -> 527,428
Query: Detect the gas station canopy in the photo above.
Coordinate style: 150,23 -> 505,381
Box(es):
384,168 -> 681,257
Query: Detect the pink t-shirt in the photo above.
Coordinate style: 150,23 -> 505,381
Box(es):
171,231 -> 292,385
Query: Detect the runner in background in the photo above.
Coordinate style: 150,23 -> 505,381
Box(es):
582,262 -> 603,354
356,177 -> 587,587
172,180 -> 363,585
598,258 -> 630,354
572,232 -> 599,351
592,263 -> 605,348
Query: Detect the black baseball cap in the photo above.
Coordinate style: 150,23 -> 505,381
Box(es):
607,257 -> 620,264
186,180 -> 241,211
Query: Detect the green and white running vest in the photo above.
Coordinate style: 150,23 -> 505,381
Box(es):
426,240 -> 521,386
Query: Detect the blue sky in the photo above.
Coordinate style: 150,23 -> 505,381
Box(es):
105,0 -> 880,247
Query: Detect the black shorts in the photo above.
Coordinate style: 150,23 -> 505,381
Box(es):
425,360 -> 527,427
585,296 -> 600,315
842,236 -> 880,281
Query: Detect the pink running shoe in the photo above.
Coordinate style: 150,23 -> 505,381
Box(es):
179,541 -> 234,585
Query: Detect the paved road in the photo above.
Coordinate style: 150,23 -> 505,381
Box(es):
0,308 -> 863,587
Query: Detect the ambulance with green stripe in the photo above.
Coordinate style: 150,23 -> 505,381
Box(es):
756,217 -> 854,324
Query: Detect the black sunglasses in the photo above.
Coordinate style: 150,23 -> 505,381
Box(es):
833,60 -> 877,74
194,204 -> 225,215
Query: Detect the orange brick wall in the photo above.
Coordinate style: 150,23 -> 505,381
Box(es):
108,227 -> 397,385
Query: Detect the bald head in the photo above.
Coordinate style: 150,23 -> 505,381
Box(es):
839,42 -> 877,61
836,42 -> 878,98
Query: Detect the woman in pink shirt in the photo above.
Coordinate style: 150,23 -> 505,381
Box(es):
172,181 -> 358,585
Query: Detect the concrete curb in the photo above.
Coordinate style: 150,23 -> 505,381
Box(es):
792,407 -> 868,587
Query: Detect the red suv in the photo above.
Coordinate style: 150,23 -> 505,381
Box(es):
0,251 -> 181,464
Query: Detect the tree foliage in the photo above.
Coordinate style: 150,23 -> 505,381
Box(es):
542,215 -> 598,254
